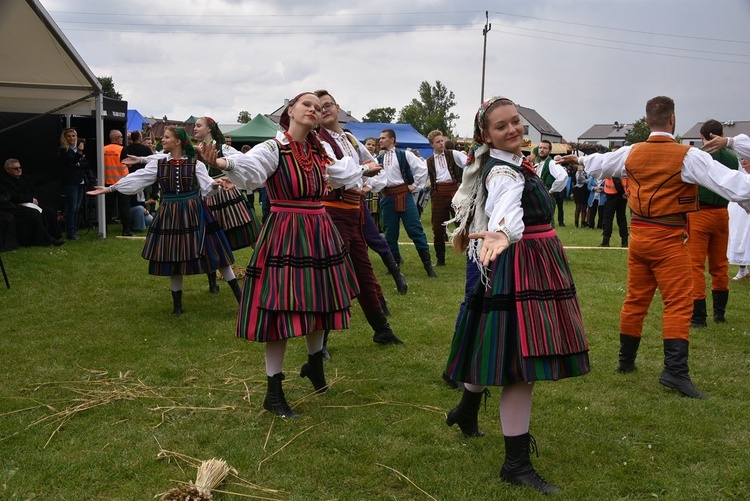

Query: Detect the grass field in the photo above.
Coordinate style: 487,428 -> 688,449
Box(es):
1,199 -> 750,500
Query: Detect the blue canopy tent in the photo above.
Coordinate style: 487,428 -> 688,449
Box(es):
344,122 -> 432,158
127,109 -> 148,132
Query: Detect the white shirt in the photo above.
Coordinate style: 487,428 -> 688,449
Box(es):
379,147 -> 428,189
728,134 -> 750,160
321,128 -> 384,191
114,153 -> 218,197
579,132 -> 750,208
432,150 -> 468,183
484,149 -> 528,244
535,156 -> 568,193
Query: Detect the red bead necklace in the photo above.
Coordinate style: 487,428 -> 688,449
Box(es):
285,132 -> 316,172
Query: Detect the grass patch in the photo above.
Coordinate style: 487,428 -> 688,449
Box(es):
1,200 -> 750,499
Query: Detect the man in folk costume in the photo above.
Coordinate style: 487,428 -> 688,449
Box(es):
426,130 -> 466,266
560,96 -> 750,399
686,120 -> 738,328
534,140 -> 568,227
376,129 -> 437,277
314,90 -> 402,345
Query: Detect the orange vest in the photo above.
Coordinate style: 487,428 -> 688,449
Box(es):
103,143 -> 127,186
603,177 -> 628,195
624,135 -> 698,218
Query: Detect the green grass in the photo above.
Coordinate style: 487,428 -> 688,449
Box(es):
1,199 -> 750,500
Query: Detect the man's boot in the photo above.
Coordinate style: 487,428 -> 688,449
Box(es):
616,334 -> 641,373
597,236 -> 610,248
712,290 -> 729,323
299,350 -> 329,393
659,338 -> 707,399
227,278 -> 242,303
171,290 -> 183,317
433,241 -> 446,266
445,387 -> 486,437
392,252 -> 403,265
378,294 -> 391,317
690,299 -> 708,328
500,433 -> 561,495
380,251 -> 408,295
621,236 -> 629,248
263,373 -> 300,418
417,248 -> 438,278
365,309 -> 403,345
207,271 -> 220,294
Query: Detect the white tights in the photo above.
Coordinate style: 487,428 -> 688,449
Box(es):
171,266 -> 235,292
264,330 -> 325,377
463,381 -> 534,437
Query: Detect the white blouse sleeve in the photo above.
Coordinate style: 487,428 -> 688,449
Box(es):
406,151 -> 428,189
484,164 -> 526,244
195,160 -> 220,198
222,139 -> 281,191
326,154 -> 368,189
113,160 -> 158,195
580,146 -> 632,180
549,161 -> 569,193
730,134 -> 750,160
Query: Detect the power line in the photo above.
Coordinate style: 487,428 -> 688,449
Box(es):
56,25 -> 478,35
49,9 -> 483,18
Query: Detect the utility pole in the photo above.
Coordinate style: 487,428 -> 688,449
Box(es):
481,11 -> 492,103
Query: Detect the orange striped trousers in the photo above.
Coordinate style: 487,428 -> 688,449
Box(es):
619,223 -> 692,341
686,208 -> 730,300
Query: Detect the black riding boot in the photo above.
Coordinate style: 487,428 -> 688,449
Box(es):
597,236 -> 610,248
445,388 -> 486,437
207,271 -> 220,294
500,433 -> 561,495
690,299 -> 707,328
417,248 -> 438,278
659,338 -> 707,399
171,290 -> 183,317
321,329 -> 331,360
380,251 -> 408,295
379,294 -> 391,317
263,373 -> 300,418
392,252 -> 403,265
227,278 -> 242,303
300,350 -> 329,393
616,334 -> 641,373
433,241 -> 446,266
365,309 -> 403,345
712,290 -> 729,323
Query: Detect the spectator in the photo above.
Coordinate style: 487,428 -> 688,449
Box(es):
58,128 -> 89,240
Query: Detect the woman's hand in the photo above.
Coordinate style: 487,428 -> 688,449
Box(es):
468,230 -> 510,266
196,142 -> 219,168
86,186 -> 110,196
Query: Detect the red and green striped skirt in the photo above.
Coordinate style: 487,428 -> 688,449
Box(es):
445,225 -> 589,386
204,186 -> 260,250
142,190 -> 234,276
236,201 -> 360,342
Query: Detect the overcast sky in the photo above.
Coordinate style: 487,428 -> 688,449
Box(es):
39,0 -> 750,141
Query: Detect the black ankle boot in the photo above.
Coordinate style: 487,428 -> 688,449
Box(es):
171,290 -> 183,317
690,299 -> 707,328
659,338 -> 706,399
445,388 -> 486,438
616,334 -> 641,373
264,373 -> 300,417
712,290 -> 728,323
380,252 -> 408,295
207,271 -> 220,294
500,433 -> 561,495
300,350 -> 329,393
227,278 -> 242,303
365,309 -> 403,344
417,248 -> 438,278
597,237 -> 610,248
379,294 -> 391,317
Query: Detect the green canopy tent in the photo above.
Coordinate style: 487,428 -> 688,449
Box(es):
224,114 -> 281,147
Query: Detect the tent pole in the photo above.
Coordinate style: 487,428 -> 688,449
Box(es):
95,92 -> 106,239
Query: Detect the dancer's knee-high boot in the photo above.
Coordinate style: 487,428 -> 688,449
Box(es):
171,290 -> 183,317
207,271 -> 220,294
299,350 -> 329,393
500,433 -> 561,495
263,373 -> 300,418
380,251 -> 408,295
227,278 -> 242,303
445,388 -> 485,437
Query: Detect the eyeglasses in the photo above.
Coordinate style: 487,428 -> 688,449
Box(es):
321,102 -> 337,111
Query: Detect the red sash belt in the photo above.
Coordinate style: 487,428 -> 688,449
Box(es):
271,200 -> 325,215
434,181 -> 459,194
382,183 -> 410,211
521,224 -> 556,240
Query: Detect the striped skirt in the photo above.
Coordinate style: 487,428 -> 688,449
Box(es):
445,225 -> 589,386
204,187 -> 260,250
142,190 -> 234,276
237,201 -> 360,342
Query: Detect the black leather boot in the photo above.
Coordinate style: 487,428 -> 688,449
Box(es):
207,271 -> 220,294
621,236 -> 629,248
379,295 -> 391,317
365,309 -> 403,344
300,350 -> 329,393
597,236 -> 610,248
321,329 -> 331,361
227,278 -> 242,303
445,388 -> 486,437
433,241 -> 446,266
393,252 -> 403,265
380,252 -> 408,295
500,433 -> 561,495
263,373 -> 300,418
690,299 -> 707,328
712,290 -> 728,323
616,334 -> 641,373
659,338 -> 707,399
417,248 -> 438,278
171,290 -> 183,317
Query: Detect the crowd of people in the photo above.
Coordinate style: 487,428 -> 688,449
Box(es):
5,94 -> 750,495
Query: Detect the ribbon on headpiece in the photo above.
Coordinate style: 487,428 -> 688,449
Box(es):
202,116 -> 225,147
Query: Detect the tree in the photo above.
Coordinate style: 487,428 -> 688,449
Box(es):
625,117 -> 651,145
97,76 -> 122,100
397,80 -> 459,137
237,110 -> 251,123
362,107 -> 396,123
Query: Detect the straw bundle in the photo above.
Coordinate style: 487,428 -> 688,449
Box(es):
161,458 -> 232,500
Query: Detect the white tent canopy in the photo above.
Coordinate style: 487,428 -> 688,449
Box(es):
0,0 -> 110,237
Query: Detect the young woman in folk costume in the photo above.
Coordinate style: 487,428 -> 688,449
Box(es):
443,97 -> 590,495
87,126 -> 239,317
201,92 -> 378,418
193,116 -> 261,297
